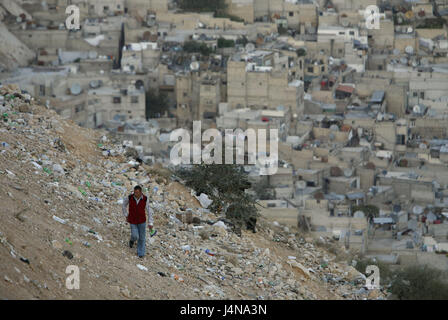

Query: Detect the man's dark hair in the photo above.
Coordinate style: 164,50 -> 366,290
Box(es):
134,185 -> 142,191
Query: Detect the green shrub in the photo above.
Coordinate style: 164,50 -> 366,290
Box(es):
390,265 -> 448,300
176,163 -> 258,232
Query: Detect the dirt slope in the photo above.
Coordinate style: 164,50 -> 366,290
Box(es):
0,84 -> 384,300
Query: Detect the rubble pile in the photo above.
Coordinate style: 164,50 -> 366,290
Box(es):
0,84 -> 387,299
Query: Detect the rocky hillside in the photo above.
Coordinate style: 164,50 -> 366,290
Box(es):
0,84 -> 386,300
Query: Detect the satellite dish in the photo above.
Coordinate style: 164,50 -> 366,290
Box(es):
393,49 -> 400,55
413,205 -> 423,215
70,83 -> 82,95
341,20 -> 349,27
421,58 -> 429,66
296,181 -> 306,189
135,79 -> 144,90
407,27 -> 413,33
413,105 -> 421,114
354,211 -> 365,218
245,43 -> 255,53
405,46 -> 414,55
190,61 -> 200,71
329,124 -> 339,131
344,168 -> 353,178
88,51 -> 98,59
400,57 -> 408,65
89,80 -> 100,88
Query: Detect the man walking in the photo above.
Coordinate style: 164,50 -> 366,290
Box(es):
122,185 -> 155,258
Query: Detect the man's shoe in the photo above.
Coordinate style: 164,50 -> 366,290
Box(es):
138,255 -> 144,259
129,240 -> 134,248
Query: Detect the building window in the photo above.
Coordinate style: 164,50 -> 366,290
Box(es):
321,66 -> 325,72
307,67 -> 313,73
113,97 -> 121,104
131,96 -> 139,103
413,92 -> 418,97
396,134 -> 405,145
183,92 -> 188,97
39,85 -> 45,96
420,92 -> 424,99
339,31 -> 345,35
103,6 -> 109,11
289,11 -> 294,17
349,31 -> 355,35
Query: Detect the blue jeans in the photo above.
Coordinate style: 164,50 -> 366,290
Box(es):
130,223 -> 146,257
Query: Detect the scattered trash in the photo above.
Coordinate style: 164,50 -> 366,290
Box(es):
65,238 -> 72,245
20,257 -> 30,264
212,221 -> 227,229
78,187 -> 87,196
181,245 -> 191,253
42,167 -> 52,175
52,164 -> 64,175
52,215 -> 66,224
31,161 -> 42,170
205,249 -> 215,256
157,272 -> 167,277
137,264 -> 148,271
6,169 -> 15,178
195,193 -> 213,209
62,250 -> 73,260
82,241 -> 91,247
171,274 -> 184,282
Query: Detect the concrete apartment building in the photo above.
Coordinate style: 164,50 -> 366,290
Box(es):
226,51 -> 304,117
224,0 -> 318,32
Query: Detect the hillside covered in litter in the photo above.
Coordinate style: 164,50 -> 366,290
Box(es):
0,84 -> 386,300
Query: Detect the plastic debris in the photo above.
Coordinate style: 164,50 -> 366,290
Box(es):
195,193 -> 213,209
137,264 -> 148,271
52,215 -> 67,224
